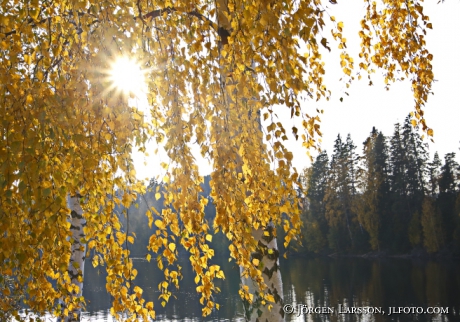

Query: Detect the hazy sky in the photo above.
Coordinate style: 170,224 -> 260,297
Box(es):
132,1 -> 460,182
298,0 -> 460,167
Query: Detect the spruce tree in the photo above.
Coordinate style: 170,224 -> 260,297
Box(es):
437,153 -> 459,247
427,152 -> 442,197
355,128 -> 390,251
388,122 -> 410,251
401,116 -> 429,251
303,151 -> 329,253
346,134 -> 359,196
421,196 -> 444,253
439,153 -> 458,194
402,116 -> 428,201
324,134 -> 359,252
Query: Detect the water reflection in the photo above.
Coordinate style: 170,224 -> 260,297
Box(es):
282,257 -> 459,322
80,256 -> 245,321
19,257 -> 459,321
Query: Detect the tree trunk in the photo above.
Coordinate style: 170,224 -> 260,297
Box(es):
213,1 -> 285,319
59,194 -> 86,322
241,223 -> 284,322
230,112 -> 285,321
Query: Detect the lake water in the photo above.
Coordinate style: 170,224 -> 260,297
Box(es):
19,256 -> 460,321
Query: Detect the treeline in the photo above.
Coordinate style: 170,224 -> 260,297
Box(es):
302,116 -> 460,255
114,116 -> 460,257
115,176 -> 232,259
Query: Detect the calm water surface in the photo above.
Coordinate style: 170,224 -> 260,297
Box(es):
20,256 -> 460,321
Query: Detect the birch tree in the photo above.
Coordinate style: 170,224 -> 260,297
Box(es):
0,0 -> 435,320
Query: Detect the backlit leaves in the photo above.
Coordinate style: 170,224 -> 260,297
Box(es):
358,0 -> 434,135
0,0 -> 435,319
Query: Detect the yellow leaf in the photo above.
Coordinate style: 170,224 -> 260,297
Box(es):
168,243 -> 176,252
24,54 -> 31,65
155,220 -> 165,230
155,192 -> 161,200
30,8 -> 39,20
26,94 -> 33,104
252,258 -> 260,266
205,234 -> 212,242
92,256 -> 99,268
337,21 -> 344,32
280,205 -> 289,214
265,294 -> 275,303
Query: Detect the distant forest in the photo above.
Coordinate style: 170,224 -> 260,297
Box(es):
302,115 -> 460,256
116,115 -> 460,259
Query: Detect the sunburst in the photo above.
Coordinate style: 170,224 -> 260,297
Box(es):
108,56 -> 147,97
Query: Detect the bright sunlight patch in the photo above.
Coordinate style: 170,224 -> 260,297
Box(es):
109,56 -> 146,96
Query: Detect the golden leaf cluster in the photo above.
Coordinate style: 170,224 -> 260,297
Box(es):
0,0 -> 434,319
358,0 -> 434,133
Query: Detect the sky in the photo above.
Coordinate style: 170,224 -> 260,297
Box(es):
132,0 -> 460,182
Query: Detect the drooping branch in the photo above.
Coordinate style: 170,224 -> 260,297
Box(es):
3,6 -> 229,49
138,7 -> 232,44
140,7 -> 215,29
2,16 -> 54,38
1,8 -> 98,39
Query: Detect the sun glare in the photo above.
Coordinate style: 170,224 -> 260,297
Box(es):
109,57 -> 146,96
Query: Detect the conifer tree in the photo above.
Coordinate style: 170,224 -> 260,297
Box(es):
402,116 -> 428,201
388,122 -> 410,251
437,153 -> 459,247
401,116 -> 429,251
421,196 -> 443,253
427,152 -> 442,197
324,134 -> 358,252
346,134 -> 359,196
389,123 -> 407,198
355,128 -> 389,251
303,151 -> 329,253
439,153 -> 458,194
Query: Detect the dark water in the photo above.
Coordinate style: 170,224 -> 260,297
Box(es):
281,257 -> 459,322
76,256 -> 460,321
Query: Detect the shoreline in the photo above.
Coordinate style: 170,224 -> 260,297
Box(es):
287,249 -> 460,261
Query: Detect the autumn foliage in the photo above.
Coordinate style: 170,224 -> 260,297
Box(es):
0,0 -> 434,320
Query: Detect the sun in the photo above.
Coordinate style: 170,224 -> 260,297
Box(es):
109,56 -> 146,96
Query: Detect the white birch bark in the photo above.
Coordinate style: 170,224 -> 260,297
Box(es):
241,223 -> 284,322
59,194 -> 86,322
213,1 -> 285,319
